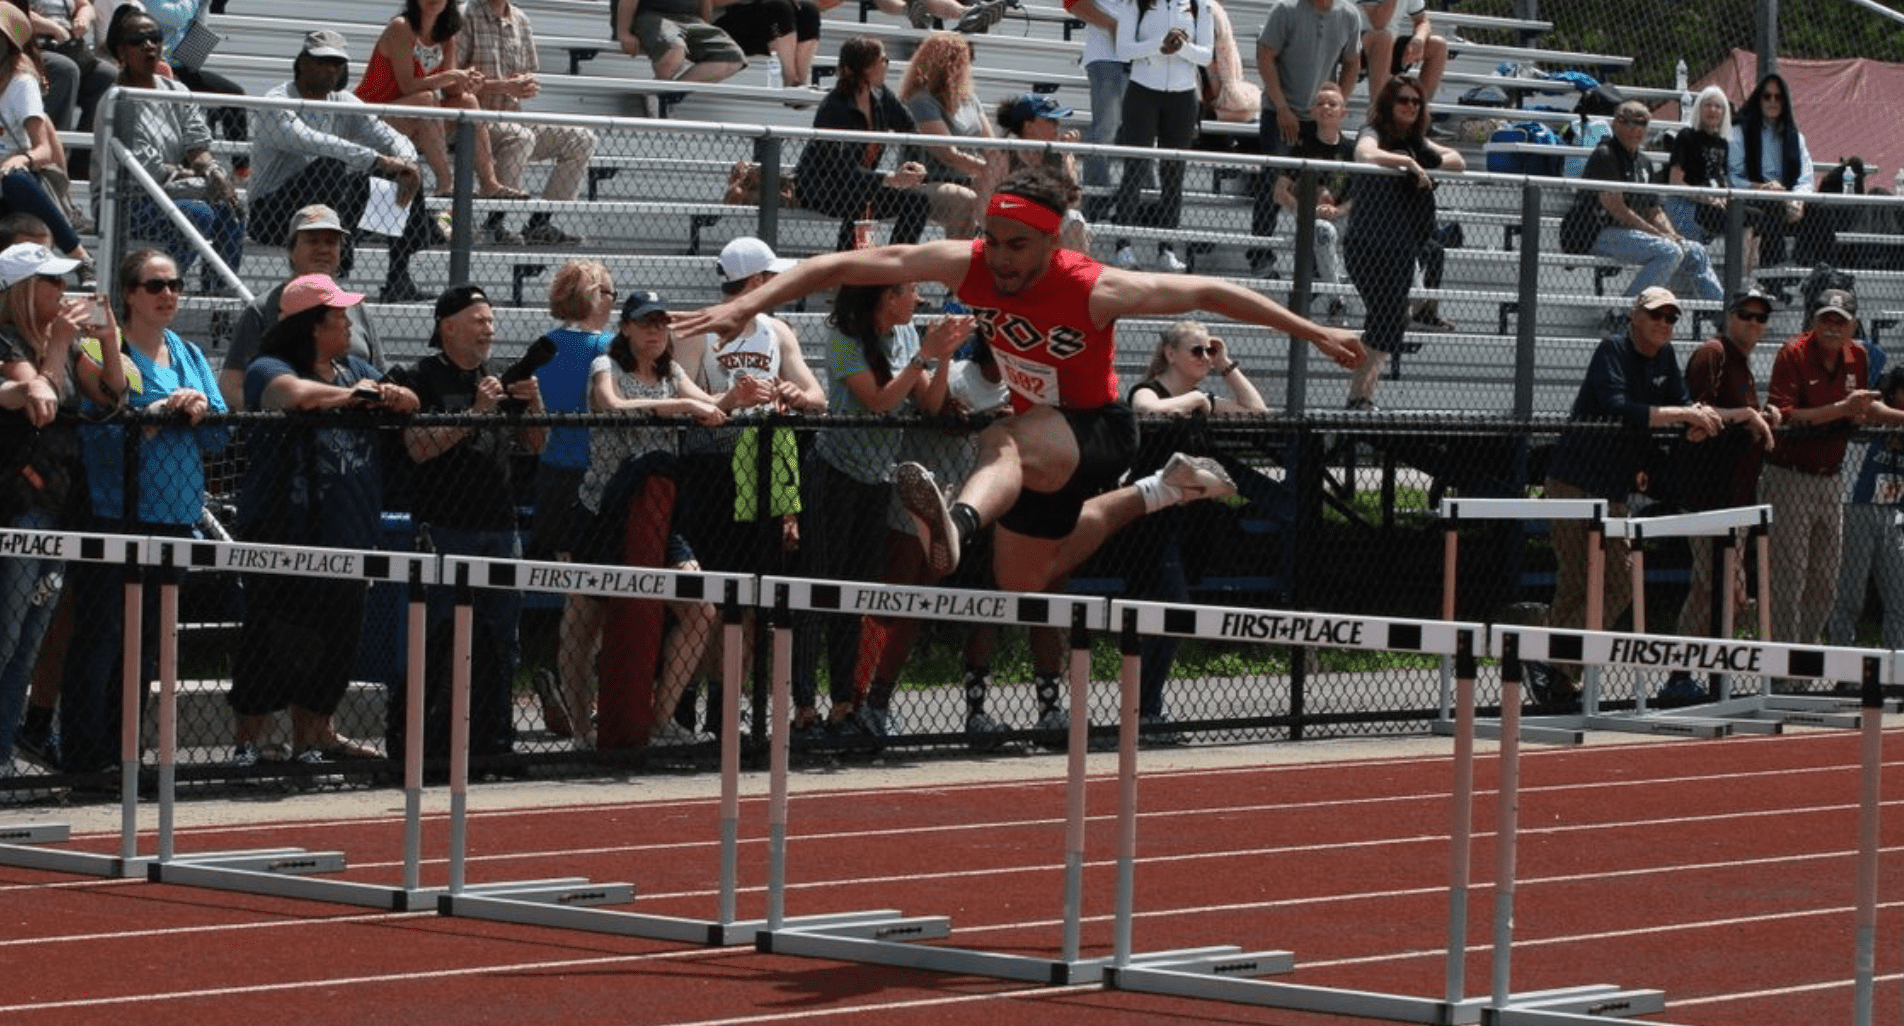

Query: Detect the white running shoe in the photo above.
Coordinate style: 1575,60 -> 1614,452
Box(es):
1160,452 -> 1237,502
896,461 -> 961,577
650,720 -> 711,747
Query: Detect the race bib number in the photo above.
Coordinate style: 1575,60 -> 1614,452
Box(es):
993,350 -> 1060,406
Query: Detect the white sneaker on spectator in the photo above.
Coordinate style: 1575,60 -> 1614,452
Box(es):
650,720 -> 711,747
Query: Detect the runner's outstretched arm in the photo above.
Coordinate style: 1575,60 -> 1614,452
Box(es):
1089,268 -> 1368,369
673,241 -> 972,342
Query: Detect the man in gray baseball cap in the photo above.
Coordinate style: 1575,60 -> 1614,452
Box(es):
219,203 -> 387,409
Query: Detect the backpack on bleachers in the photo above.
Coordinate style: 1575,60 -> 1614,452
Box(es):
1486,120 -> 1563,177
1561,119 -> 1612,178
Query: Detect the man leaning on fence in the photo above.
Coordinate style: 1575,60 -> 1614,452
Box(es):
1536,287 -> 1758,706
389,285 -> 546,771
457,0 -> 594,247
219,204 -> 386,411
247,30 -> 436,303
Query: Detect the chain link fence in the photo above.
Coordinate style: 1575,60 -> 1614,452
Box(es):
0,76 -> 1899,797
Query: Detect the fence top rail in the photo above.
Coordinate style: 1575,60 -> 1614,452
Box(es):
1112,599 -> 1482,655
1493,626 -> 1892,685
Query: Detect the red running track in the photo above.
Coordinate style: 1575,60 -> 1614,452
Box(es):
1,728 -> 1899,1026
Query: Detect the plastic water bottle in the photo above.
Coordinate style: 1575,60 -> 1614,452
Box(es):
1895,167 -> 1903,195
1676,59 -> 1692,115
766,52 -> 782,88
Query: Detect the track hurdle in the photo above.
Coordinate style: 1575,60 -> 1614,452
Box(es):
1486,625 -> 1890,1025
1434,497 -> 1604,746
1104,601 -> 1617,1024
1624,508 -> 1883,730
143,535 -> 564,909
434,557 -> 891,944
755,576 -> 1241,985
0,529 -> 158,877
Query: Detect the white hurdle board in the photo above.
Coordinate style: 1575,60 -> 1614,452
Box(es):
756,577 -> 1240,986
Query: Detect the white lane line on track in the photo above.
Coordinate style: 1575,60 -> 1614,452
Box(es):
0,911 -> 433,946
322,790 -> 1898,878
69,726 -> 1891,841
0,946 -> 735,1014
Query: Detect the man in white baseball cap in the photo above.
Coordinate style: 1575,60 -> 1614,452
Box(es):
715,236 -> 797,284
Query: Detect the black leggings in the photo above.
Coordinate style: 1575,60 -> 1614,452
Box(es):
715,0 -> 821,55
1113,82 -> 1198,228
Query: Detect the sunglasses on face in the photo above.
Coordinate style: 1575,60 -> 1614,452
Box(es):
1617,116 -> 1650,127
1185,345 -> 1213,358
123,29 -> 164,47
1644,309 -> 1680,324
1393,95 -> 1422,107
1762,91 -> 1784,101
1732,309 -> 1770,323
136,277 -> 186,294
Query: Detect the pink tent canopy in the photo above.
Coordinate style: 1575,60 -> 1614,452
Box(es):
1661,48 -> 1904,188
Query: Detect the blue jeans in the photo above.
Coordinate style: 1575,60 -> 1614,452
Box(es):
413,525 -> 522,757
1591,226 -> 1723,301
130,198 -> 245,282
0,510 -> 62,765
1083,60 -> 1129,188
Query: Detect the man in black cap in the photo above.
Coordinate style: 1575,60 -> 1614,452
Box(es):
391,285 -> 546,767
248,29 -> 435,302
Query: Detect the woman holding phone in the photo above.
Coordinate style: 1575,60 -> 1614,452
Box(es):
0,240 -> 113,776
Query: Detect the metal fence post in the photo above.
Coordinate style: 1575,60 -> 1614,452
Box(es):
1513,180 -> 1541,421
451,118 -> 474,285
1286,170 -> 1318,417
755,135 -> 784,250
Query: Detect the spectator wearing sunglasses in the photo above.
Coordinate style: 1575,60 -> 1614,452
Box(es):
1658,287 -> 1780,703
107,7 -> 245,292
1534,287 -> 1728,707
60,248 -> 228,774
1123,320 -> 1265,735
1582,99 -> 1722,309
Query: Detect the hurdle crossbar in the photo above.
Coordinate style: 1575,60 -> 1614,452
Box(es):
1105,600 -> 1508,1024
755,578 -> 1236,985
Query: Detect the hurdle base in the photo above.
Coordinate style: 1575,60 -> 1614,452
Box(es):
1108,962 -> 1489,1026
444,891 -> 899,947
1662,693 -> 1872,730
762,915 -> 1242,986
0,841 -> 151,878
1481,984 -> 1668,1024
0,822 -> 68,844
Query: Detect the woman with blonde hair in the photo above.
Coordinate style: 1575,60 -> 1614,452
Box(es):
534,259 -> 616,739
1667,84 -> 1764,269
0,241 -> 111,774
898,31 -> 1001,236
